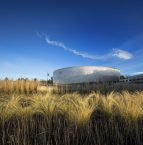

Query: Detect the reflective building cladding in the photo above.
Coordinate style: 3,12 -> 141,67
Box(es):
53,66 -> 120,85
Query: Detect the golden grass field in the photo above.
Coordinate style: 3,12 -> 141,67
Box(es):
0,80 -> 143,145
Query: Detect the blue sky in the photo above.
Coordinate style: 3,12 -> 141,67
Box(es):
0,0 -> 143,79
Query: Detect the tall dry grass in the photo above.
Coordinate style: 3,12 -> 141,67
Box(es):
0,88 -> 143,145
0,80 -> 39,94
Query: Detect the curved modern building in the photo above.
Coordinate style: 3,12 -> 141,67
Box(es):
53,66 -> 120,85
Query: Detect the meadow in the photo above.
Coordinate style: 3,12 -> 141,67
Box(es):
0,80 -> 143,145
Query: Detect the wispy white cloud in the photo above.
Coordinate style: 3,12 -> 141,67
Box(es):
45,37 -> 110,60
38,33 -> 133,60
112,48 -> 133,60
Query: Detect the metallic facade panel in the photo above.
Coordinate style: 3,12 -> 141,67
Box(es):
53,66 -> 120,85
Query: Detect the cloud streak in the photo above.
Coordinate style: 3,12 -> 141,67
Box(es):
112,48 -> 133,60
39,33 -> 133,60
45,37 -> 109,60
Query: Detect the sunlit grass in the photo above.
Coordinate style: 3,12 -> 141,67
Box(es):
0,81 -> 143,145
0,80 -> 39,94
0,90 -> 143,122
